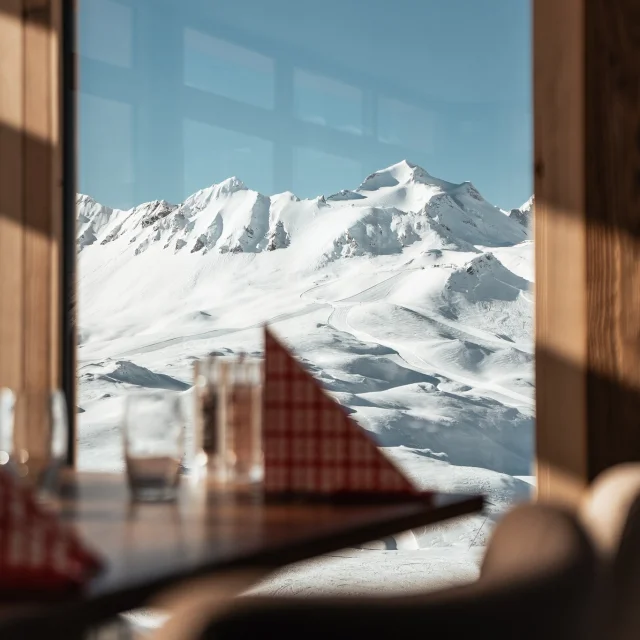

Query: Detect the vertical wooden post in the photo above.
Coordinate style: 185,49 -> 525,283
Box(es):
535,0 -> 640,504
534,0 -> 588,505
0,0 -> 26,400
583,0 -> 640,480
0,0 -> 70,459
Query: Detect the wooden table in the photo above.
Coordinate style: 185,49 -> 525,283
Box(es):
1,472 -> 484,636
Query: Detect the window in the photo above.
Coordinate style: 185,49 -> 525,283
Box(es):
184,29 -> 275,109
377,97 -> 434,151
294,69 -> 363,135
77,0 -> 533,588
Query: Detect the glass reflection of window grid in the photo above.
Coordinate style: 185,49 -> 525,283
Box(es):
184,28 -> 275,110
294,69 -> 363,135
79,0 -> 132,68
79,94 -> 135,210
183,119 -> 274,197
292,147 -> 362,199
377,96 -> 434,153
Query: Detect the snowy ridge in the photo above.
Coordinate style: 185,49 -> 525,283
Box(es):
77,160 -> 528,260
78,160 -> 534,551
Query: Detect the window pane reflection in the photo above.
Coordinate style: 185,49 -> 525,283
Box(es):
78,94 -> 134,209
294,69 -> 363,135
184,28 -> 275,109
183,119 -> 274,196
292,146 -> 362,198
79,0 -> 132,68
378,96 -> 435,152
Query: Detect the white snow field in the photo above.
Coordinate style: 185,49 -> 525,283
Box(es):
77,160 -> 534,600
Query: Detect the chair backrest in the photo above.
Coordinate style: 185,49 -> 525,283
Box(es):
579,463 -> 640,554
473,502 -> 601,639
580,464 -> 640,640
184,503 -> 600,640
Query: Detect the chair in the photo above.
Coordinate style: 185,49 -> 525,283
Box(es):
154,503 -> 600,640
579,463 -> 640,640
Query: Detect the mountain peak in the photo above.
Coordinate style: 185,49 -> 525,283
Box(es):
452,181 -> 485,203
214,176 -> 247,196
327,189 -> 367,202
271,190 -> 300,202
519,195 -> 534,213
139,198 -> 175,210
357,160 -> 432,192
509,195 -> 534,228
392,159 -> 419,172
76,193 -> 115,221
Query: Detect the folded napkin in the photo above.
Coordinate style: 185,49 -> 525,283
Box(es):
0,469 -> 102,596
262,327 -> 430,501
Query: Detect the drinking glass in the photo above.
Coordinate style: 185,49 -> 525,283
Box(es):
122,390 -> 185,502
194,356 -> 263,486
0,388 -> 69,500
194,356 -> 229,482
222,358 -> 263,485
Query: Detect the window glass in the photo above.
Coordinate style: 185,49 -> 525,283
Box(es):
292,146 -> 362,199
79,0 -> 133,68
78,0 -> 533,589
184,28 -> 275,109
183,120 -> 274,197
377,97 -> 434,151
294,69 -> 363,135
78,94 -> 134,209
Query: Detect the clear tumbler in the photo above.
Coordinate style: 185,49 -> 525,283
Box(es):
194,356 -> 263,486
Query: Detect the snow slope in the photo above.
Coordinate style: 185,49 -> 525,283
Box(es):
77,160 -> 534,557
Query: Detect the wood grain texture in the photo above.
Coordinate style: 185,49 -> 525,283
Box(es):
0,0 -> 65,455
585,0 -> 640,476
49,0 -> 62,397
534,0 -> 588,505
23,0 -> 54,456
536,0 -> 640,502
0,0 -> 25,394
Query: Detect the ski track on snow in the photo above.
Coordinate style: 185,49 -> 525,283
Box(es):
323,294 -> 533,409
79,302 -> 328,364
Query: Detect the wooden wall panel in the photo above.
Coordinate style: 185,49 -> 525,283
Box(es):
534,0 -> 588,505
50,0 -> 62,393
0,0 -> 25,396
584,0 -> 640,477
535,0 -> 640,504
0,0 -> 66,456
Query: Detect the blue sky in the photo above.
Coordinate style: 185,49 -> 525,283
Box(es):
78,0 -> 531,211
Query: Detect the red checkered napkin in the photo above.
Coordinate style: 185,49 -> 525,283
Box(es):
0,469 -> 102,595
263,326 -> 430,500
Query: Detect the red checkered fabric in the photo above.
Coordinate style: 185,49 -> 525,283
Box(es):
0,469 -> 102,593
263,327 -> 423,498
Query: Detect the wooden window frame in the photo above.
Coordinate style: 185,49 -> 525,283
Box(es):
0,0 -> 76,464
1,0 -> 639,501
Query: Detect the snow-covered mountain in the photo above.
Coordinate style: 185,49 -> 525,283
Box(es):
77,160 -> 534,543
77,160 -> 528,259
508,195 -> 534,229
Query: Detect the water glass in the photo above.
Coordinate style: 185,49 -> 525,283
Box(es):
193,357 -> 226,481
194,356 -> 263,486
122,391 -> 185,502
222,358 -> 263,485
0,388 -> 69,500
